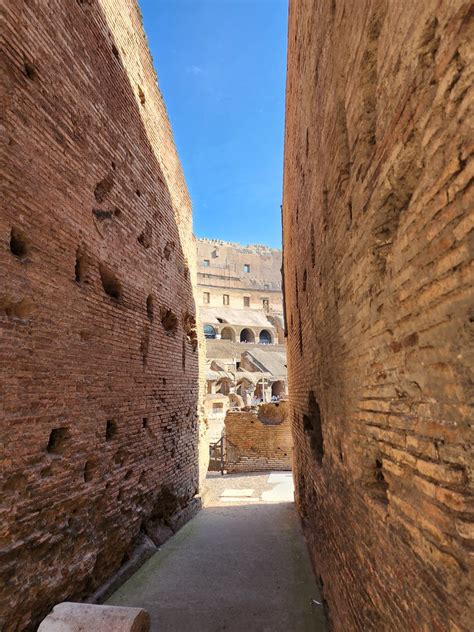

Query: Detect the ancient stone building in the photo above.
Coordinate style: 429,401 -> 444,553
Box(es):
197,239 -> 288,439
283,1 -> 473,630
1,1 -> 205,630
197,238 -> 284,343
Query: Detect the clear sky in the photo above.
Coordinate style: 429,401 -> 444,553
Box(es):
138,0 -> 288,249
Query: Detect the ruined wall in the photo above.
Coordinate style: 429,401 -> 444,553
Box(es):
225,402 -> 292,472
197,238 -> 282,292
0,1 -> 206,630
283,1 -> 473,630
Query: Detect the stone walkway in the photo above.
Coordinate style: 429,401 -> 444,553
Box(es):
108,472 -> 327,631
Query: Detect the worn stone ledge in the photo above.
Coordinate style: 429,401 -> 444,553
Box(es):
37,602 -> 149,632
87,496 -> 202,604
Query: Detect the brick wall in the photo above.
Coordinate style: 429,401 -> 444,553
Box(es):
225,402 -> 292,472
1,1 -> 206,630
283,1 -> 473,630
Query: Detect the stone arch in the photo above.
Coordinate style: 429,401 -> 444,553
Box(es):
228,393 -> 244,408
259,329 -> 272,344
204,324 -> 217,339
240,328 -> 255,343
272,380 -> 286,398
221,326 -> 236,342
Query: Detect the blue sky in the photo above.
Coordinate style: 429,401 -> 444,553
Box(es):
139,0 -> 288,249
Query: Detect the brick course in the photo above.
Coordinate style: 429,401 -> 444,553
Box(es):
225,402 -> 292,472
1,1 -> 205,630
283,0 -> 473,630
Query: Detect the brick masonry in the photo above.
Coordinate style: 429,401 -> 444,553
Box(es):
1,1 -> 206,630
225,402 -> 293,472
283,1 -> 473,630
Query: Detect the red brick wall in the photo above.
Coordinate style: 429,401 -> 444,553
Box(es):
1,1 -> 204,630
283,1 -> 473,630
225,402 -> 293,472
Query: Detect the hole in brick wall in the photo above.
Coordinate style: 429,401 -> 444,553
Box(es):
146,295 -> 154,320
75,248 -> 86,283
47,427 -> 70,454
92,208 -> 114,221
10,228 -> 28,259
99,264 -> 122,301
138,85 -> 146,105
114,207 -> 122,218
183,312 -> 198,351
143,418 -> 148,428
370,458 -> 389,505
94,174 -> 114,203
303,391 -> 324,465
135,189 -> 141,197
113,449 -> 126,466
138,222 -> 152,249
161,308 -> 178,334
0,297 -> 33,321
105,420 -> 117,441
111,161 -> 117,170
163,241 -> 175,261
112,44 -> 120,60
84,458 -> 98,482
23,60 -> 36,79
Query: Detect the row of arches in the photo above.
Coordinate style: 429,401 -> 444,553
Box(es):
214,377 -> 287,399
204,325 -> 273,344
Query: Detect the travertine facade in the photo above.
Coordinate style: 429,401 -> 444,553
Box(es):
225,402 -> 292,473
1,1 -> 205,630
283,1 -> 473,630
197,238 -> 285,343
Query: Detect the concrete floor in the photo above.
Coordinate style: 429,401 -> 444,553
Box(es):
108,472 -> 327,631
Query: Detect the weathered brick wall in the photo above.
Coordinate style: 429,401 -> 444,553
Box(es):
1,1 -> 206,630
225,402 -> 292,472
283,1 -> 473,630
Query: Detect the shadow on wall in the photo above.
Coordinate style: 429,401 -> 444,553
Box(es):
1,1 -> 203,630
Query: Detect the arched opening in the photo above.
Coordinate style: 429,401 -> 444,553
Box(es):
218,379 -> 231,395
254,381 -> 265,402
236,378 -> 254,404
228,393 -> 244,408
204,325 -> 217,339
271,380 -> 286,399
221,326 -> 235,342
240,328 -> 255,343
259,329 -> 272,344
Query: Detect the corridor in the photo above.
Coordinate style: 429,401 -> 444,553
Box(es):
107,472 -> 327,631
